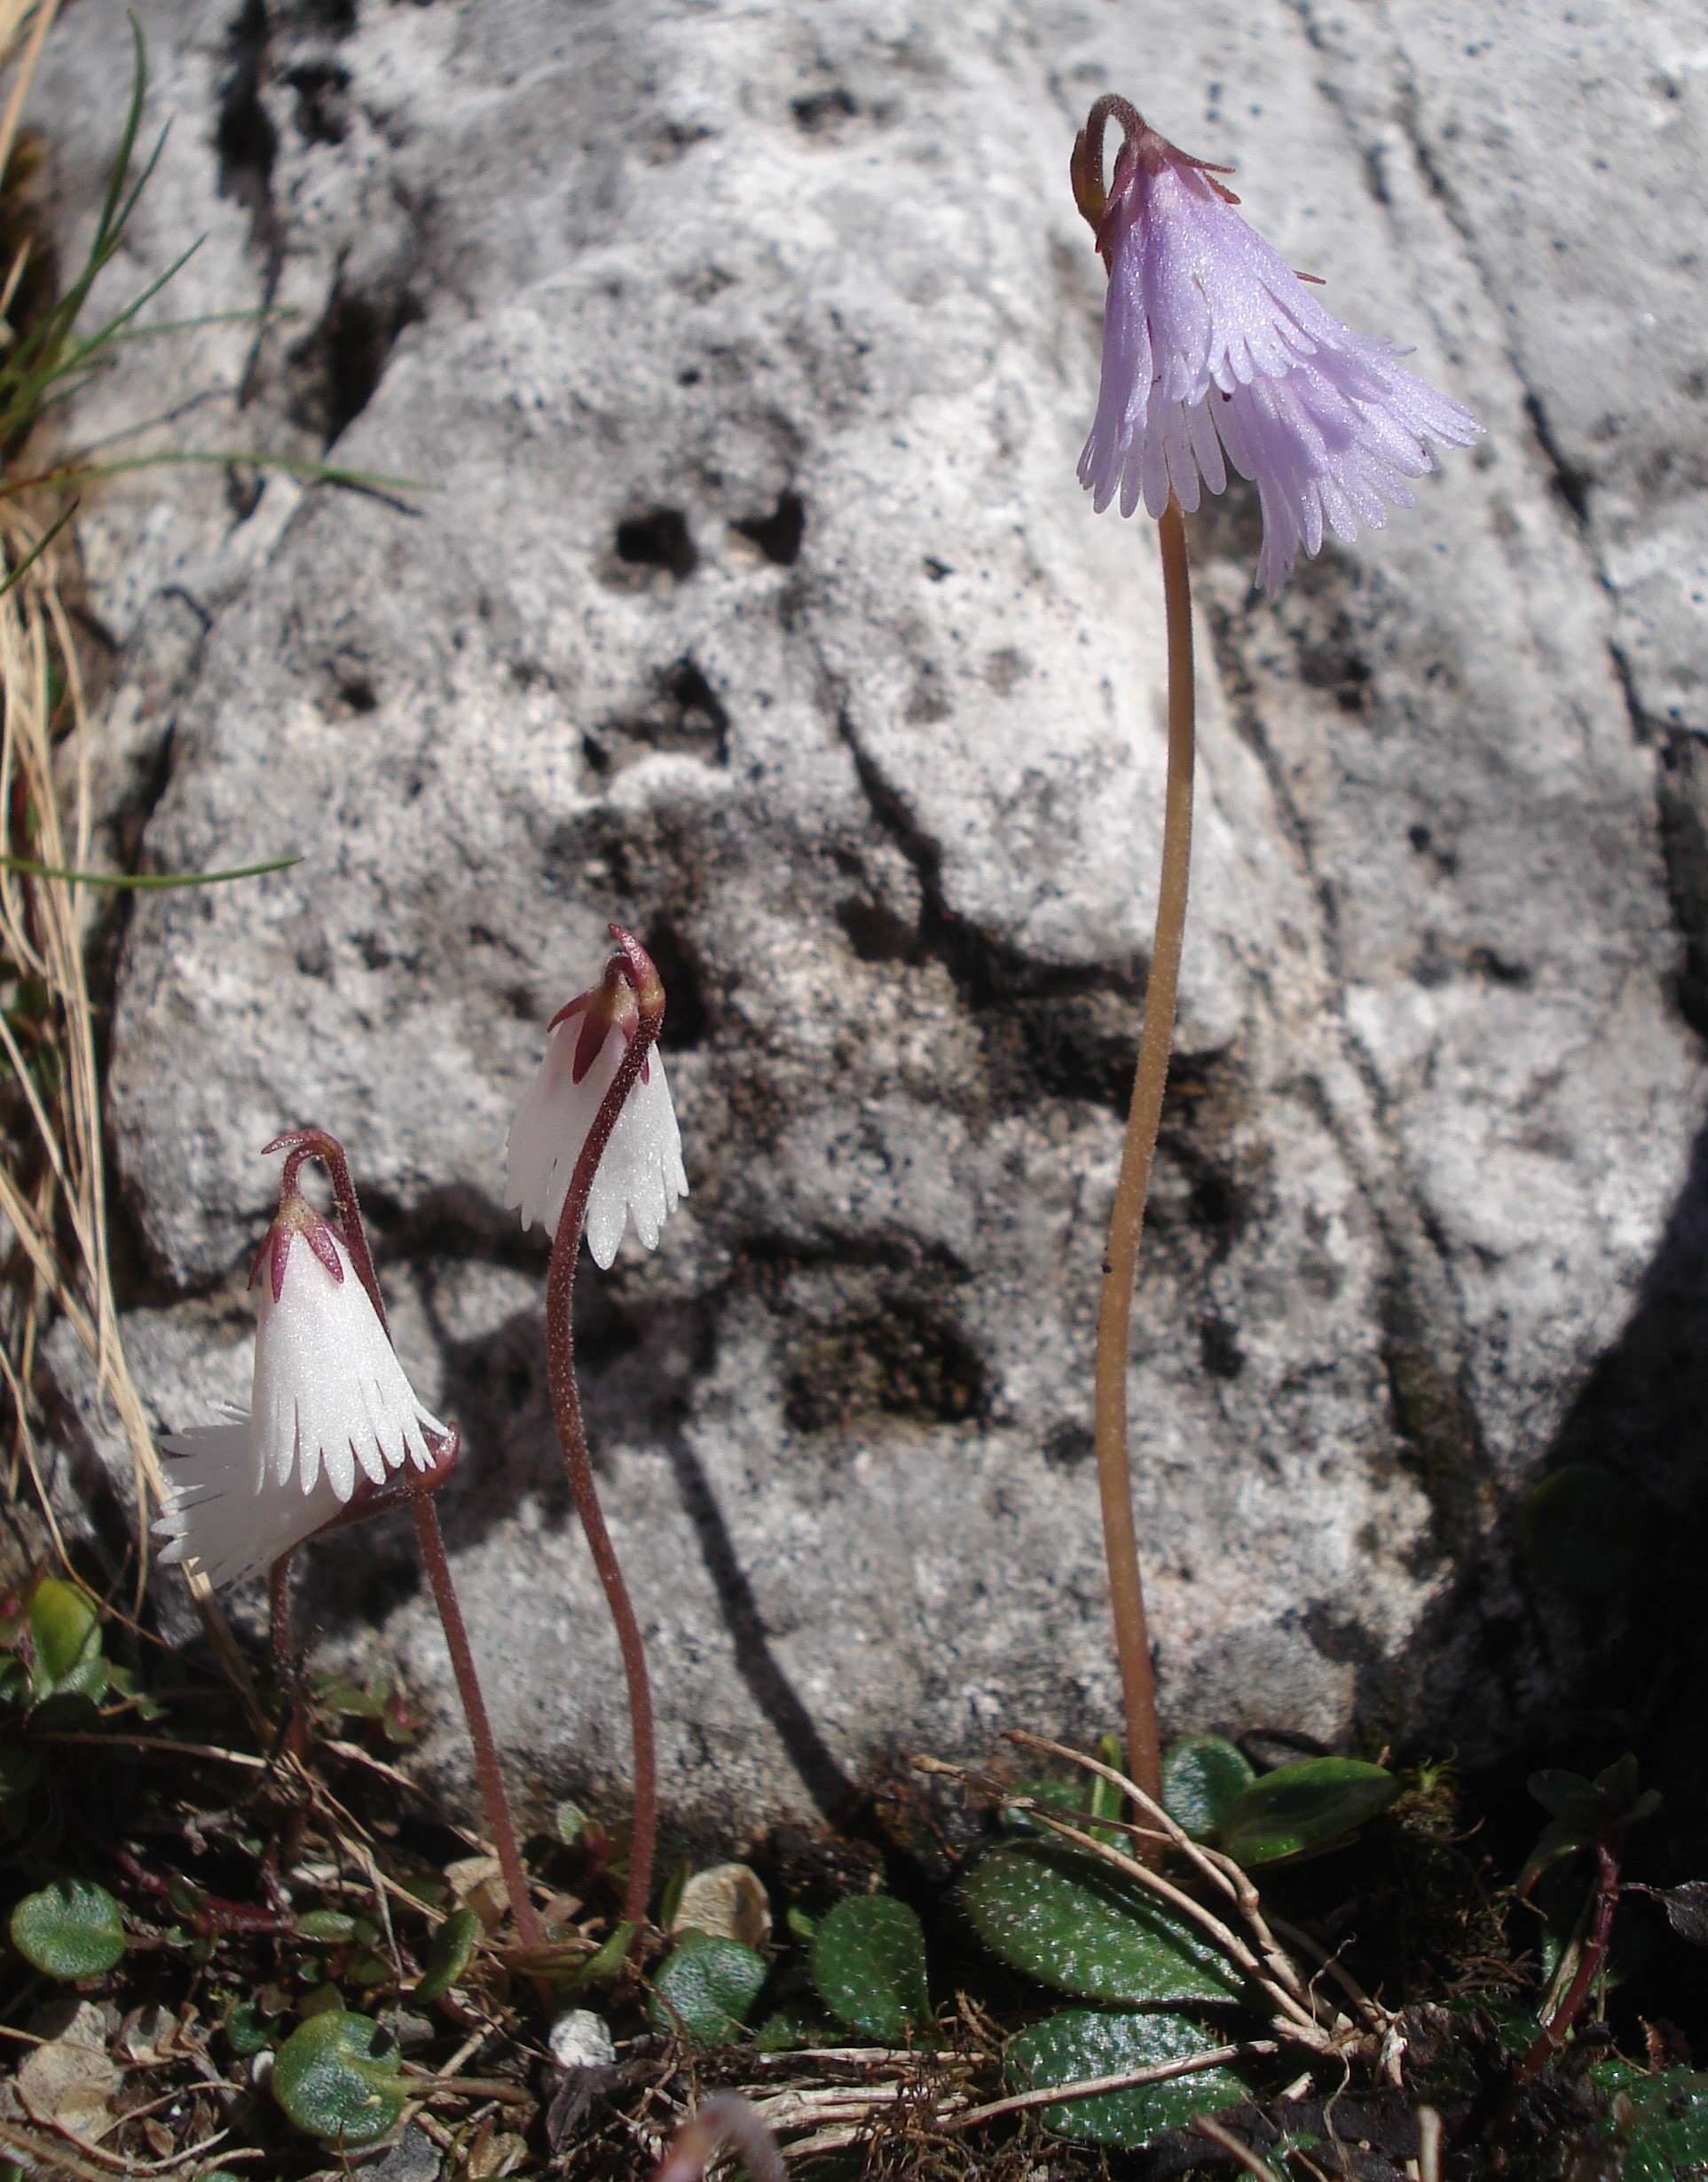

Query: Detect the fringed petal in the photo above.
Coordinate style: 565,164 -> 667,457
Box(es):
1080,141 -> 1481,592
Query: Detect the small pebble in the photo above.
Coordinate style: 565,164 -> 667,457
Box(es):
548,2009 -> 616,2070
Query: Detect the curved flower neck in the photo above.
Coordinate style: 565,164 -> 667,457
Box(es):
1071,93 -> 1239,263
548,924 -> 665,1084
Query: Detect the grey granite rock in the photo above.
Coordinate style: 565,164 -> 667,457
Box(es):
27,0 -> 1708,1832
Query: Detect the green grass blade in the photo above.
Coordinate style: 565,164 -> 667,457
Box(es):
0,501 -> 77,600
92,16 -> 149,252
1,449 -> 430,497
107,305 -> 287,345
0,854 -> 301,890
0,241 -> 205,440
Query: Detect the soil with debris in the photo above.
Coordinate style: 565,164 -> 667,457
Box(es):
2,1502 -> 1706,2182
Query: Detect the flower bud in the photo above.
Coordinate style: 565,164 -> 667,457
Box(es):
505,927 -> 688,1268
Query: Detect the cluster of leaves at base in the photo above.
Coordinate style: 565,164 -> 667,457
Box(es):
645,1736 -> 1399,2153
954,1736 -> 1399,2147
649,1892 -> 935,2052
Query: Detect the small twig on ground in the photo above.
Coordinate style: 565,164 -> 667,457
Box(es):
948,2042 -> 1277,2132
1417,2103 -> 1444,2182
1269,1916 -> 1390,2039
1005,1730 -> 1370,2036
1192,2112 -> 1286,2182
357,1839 -> 404,1981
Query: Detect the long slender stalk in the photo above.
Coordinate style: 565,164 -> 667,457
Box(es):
412,1495 -> 544,1950
270,1130 -> 542,1950
1091,495 -> 1196,1822
543,957 -> 665,1942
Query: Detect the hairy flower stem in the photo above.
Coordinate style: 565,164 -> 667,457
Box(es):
545,953 -> 665,1943
411,1494 -> 543,1950
1515,1841 -> 1620,2085
268,1556 -> 294,1682
1092,495 -> 1195,1829
264,1128 -> 542,1950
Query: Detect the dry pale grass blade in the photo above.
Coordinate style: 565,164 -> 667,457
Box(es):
0,516 -> 255,1705
0,0 -> 59,193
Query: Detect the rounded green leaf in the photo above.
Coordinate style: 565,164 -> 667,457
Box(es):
413,1904 -> 479,2004
297,1909 -> 358,1943
10,1878 -> 126,1979
225,1999 -> 273,2056
29,1579 -> 98,1686
1217,1760 -> 1398,1867
1522,1464 -> 1642,1599
957,1843 -> 1241,2005
810,1894 -> 932,2042
647,1934 -> 767,2045
272,2009 -> 408,2146
1005,2009 -> 1249,2148
1161,1737 -> 1256,1843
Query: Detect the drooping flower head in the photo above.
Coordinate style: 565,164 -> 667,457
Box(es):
1072,95 -> 1481,593
157,1138 -> 454,1588
505,925 -> 688,1267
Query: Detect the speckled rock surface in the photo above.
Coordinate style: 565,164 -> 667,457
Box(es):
28,0 -> 1708,1831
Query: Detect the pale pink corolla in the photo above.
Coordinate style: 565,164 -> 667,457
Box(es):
1074,98 -> 1480,593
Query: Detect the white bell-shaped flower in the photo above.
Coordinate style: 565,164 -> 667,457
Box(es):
157,1210 -> 446,1589
505,933 -> 688,1268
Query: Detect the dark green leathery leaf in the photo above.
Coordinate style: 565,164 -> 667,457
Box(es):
957,1842 -> 1242,2004
272,2009 -> 408,2145
1217,1759 -> 1398,1867
1162,1737 -> 1256,1842
648,1933 -> 767,2044
1528,1769 -> 1606,1829
1004,2009 -> 1250,2147
1591,2062 -> 1708,2182
810,1894 -> 933,2041
10,1878 -> 126,1978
